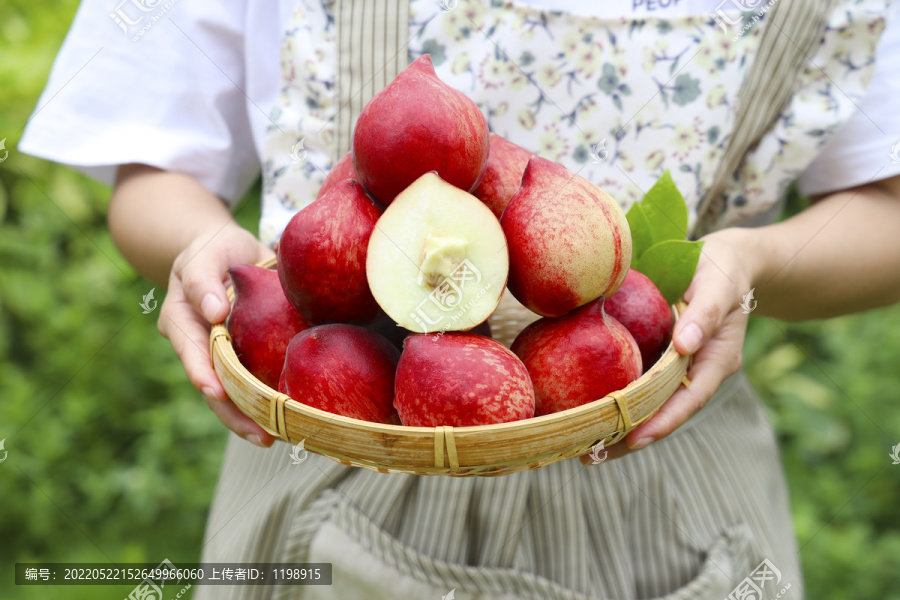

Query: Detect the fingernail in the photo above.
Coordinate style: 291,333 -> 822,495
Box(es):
677,322 -> 703,354
629,436 -> 654,450
246,434 -> 265,447
201,293 -> 222,322
201,386 -> 221,400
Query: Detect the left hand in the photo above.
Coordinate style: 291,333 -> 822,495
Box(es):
582,227 -> 755,464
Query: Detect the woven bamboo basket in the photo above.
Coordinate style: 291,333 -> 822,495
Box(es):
210,257 -> 691,476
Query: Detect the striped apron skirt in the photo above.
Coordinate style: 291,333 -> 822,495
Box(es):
196,2 -> 821,592
193,370 -> 802,599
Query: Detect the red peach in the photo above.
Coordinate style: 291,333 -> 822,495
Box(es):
500,156 -> 632,317
352,55 -> 489,205
277,179 -> 382,324
471,134 -> 534,218
316,151 -> 355,200
281,324 -> 400,423
511,298 -> 641,416
394,332 -> 534,427
604,269 -> 674,372
227,264 -> 309,389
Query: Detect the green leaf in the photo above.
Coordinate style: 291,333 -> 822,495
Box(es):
672,73 -> 701,106
625,202 -> 653,262
633,239 -> 704,304
612,94 -> 623,112
641,170 -> 688,243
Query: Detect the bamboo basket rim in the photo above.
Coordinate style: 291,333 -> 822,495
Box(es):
211,257 -> 691,476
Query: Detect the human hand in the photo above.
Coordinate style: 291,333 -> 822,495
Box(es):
582,227 -> 755,464
157,224 -> 277,447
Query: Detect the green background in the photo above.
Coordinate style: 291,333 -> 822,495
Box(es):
1,1 -> 899,598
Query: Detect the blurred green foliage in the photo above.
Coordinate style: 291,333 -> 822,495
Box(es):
2,2 -> 900,599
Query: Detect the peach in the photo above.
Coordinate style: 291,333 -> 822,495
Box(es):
471,134 -> 534,218
227,264 -> 309,389
316,151 -> 356,200
352,55 -> 490,205
511,298 -> 641,416
277,179 -> 382,324
366,173 -> 508,333
500,156 -> 631,317
605,269 -> 674,372
394,332 -> 534,427
280,324 -> 400,423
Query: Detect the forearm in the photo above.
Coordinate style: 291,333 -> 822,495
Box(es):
108,164 -> 241,286
747,177 -> 900,320
111,164 -> 275,445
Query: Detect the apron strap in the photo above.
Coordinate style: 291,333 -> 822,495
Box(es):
693,0 -> 833,238
335,0 -> 410,159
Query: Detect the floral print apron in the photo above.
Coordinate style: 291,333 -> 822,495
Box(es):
194,1 -> 888,598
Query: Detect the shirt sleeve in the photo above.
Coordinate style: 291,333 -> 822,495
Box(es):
797,0 -> 900,196
18,0 -> 259,206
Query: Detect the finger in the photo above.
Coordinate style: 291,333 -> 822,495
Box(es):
159,280 -> 227,400
204,395 -> 276,447
625,316 -> 745,449
175,246 -> 233,325
175,230 -> 272,325
672,264 -> 740,355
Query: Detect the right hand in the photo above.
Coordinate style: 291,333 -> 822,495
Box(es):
157,224 -> 277,447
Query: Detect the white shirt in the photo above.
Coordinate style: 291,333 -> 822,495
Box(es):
19,0 -> 900,243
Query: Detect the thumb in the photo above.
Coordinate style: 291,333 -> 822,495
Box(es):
178,255 -> 231,325
174,228 -> 273,325
672,271 -> 738,355
173,240 -> 239,325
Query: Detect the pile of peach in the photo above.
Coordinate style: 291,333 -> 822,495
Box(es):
227,55 -> 673,428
